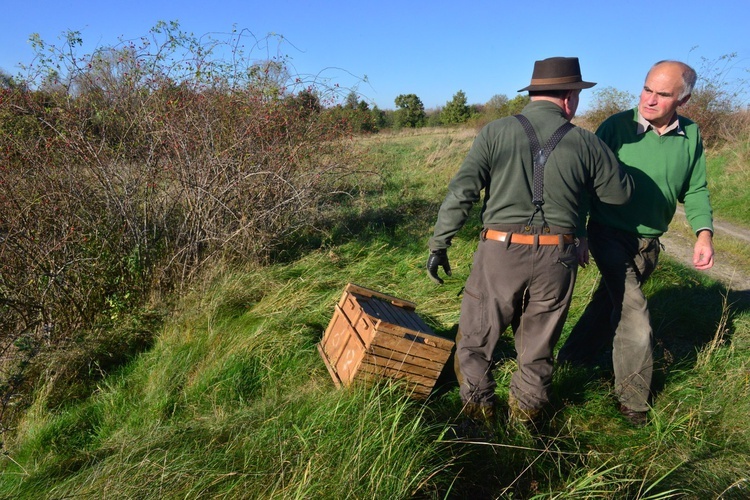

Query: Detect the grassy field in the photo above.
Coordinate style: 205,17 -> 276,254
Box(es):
1,126 -> 749,499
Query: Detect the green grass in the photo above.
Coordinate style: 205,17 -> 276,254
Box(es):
2,126 -> 750,498
705,136 -> 750,225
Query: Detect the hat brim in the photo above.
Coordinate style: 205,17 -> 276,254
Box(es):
518,81 -> 596,92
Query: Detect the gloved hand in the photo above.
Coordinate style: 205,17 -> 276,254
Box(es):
426,249 -> 452,285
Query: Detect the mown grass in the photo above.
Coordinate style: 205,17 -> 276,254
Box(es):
1,126 -> 749,499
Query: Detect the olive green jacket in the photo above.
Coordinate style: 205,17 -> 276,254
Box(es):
429,100 -> 632,250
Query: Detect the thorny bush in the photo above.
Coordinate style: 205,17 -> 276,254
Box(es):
0,22 -> 361,435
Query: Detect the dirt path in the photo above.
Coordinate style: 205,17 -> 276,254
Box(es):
660,207 -> 750,294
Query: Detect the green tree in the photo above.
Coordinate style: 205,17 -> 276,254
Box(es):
441,90 -> 471,124
370,105 -> 388,129
345,90 -> 359,109
484,94 -> 510,119
394,93 -> 426,128
506,94 -> 530,116
426,109 -> 443,127
582,86 -> 636,129
0,69 -> 18,89
325,97 -> 377,133
290,88 -> 322,116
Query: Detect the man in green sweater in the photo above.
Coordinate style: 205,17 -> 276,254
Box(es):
426,57 -> 632,434
557,60 -> 715,427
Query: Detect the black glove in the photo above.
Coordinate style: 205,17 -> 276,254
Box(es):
426,249 -> 452,285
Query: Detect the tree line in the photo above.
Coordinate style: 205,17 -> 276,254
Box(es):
333,51 -> 747,139
325,89 -> 531,132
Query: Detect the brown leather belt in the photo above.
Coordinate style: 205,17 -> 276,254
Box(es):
483,229 -> 575,246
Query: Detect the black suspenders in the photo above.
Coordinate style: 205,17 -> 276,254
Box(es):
514,114 -> 575,232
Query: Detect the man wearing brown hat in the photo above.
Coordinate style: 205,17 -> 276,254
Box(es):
427,56 -> 632,434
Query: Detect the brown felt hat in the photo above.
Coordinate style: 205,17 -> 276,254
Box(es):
518,57 -> 596,92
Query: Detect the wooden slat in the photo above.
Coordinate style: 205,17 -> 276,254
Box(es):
333,333 -> 365,384
370,320 -> 454,352
368,344 -> 446,372
362,351 -> 442,380
367,328 -> 452,362
339,292 -> 364,328
344,283 -> 417,310
354,312 -> 377,347
357,362 -> 438,389
321,305 -> 364,367
353,315 -> 429,355
356,293 -> 431,334
359,357 -> 439,383
317,343 -> 342,388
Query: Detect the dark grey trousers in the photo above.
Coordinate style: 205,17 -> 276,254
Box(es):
456,232 -> 578,410
557,222 -> 660,412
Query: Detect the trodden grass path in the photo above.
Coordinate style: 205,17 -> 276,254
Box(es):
663,207 -> 750,294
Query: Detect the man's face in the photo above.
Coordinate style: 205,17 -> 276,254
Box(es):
638,62 -> 689,129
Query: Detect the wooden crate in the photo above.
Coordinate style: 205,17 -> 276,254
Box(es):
317,283 -> 454,399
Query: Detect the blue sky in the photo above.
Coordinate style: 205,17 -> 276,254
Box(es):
2,0 -> 748,112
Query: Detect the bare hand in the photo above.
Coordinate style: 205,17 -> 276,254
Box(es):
693,230 -> 714,271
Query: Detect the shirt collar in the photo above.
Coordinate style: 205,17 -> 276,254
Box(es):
635,108 -> 685,136
524,99 -> 567,117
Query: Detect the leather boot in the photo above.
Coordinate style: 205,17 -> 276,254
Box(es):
508,393 -> 543,431
452,401 -> 496,440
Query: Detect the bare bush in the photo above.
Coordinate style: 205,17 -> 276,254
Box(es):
578,86 -> 637,131
680,53 -> 748,147
0,22 -> 360,431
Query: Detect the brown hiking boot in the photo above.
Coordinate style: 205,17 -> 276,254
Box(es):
464,401 -> 496,422
508,393 -> 543,431
618,404 -> 648,428
451,401 -> 496,440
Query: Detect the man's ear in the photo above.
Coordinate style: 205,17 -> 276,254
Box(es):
678,94 -> 691,107
562,90 -> 577,119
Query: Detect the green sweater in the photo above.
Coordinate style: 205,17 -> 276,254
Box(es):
590,108 -> 713,238
429,101 -> 632,250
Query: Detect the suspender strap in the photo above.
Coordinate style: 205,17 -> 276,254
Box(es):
514,114 -> 575,207
514,114 -> 575,228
